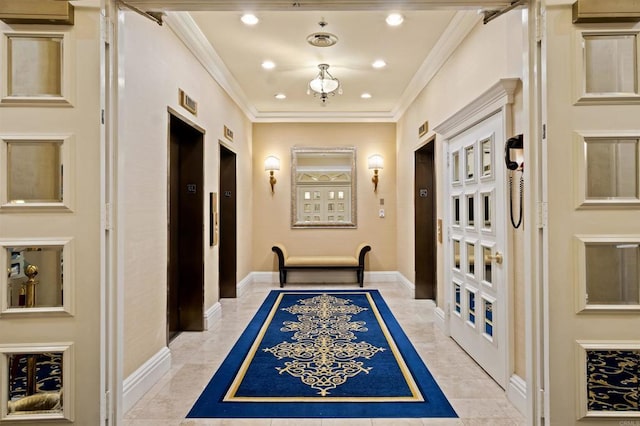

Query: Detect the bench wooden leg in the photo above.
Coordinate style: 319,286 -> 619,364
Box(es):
279,269 -> 287,287
357,269 -> 364,287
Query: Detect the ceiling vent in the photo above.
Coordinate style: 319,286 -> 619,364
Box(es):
306,19 -> 338,48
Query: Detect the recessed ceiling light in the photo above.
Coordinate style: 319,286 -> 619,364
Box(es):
241,14 -> 259,25
275,93 -> 286,99
386,13 -> 404,26
261,60 -> 275,70
361,93 -> 372,99
372,60 -> 386,69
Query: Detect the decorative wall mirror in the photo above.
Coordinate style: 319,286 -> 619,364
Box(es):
291,146 -> 357,228
1,239 -> 74,316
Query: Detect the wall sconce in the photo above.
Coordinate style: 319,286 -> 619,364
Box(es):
368,154 -> 384,192
264,155 -> 280,193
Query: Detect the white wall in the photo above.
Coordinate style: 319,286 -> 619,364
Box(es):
119,12 -> 252,378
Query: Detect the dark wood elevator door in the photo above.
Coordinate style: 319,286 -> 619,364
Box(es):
415,139 -> 437,299
168,113 -> 204,342
219,144 -> 237,298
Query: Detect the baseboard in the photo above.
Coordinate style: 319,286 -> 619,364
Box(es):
433,306 -> 446,331
507,374 -> 527,416
123,346 -> 171,414
236,273 -> 253,297
365,271 -> 402,283
395,272 -> 415,291
251,271 -> 277,284
204,301 -> 222,330
243,271 -> 407,288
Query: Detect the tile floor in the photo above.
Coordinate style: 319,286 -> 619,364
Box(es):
124,281 -> 525,426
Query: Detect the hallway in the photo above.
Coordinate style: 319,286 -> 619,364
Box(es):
124,280 -> 524,425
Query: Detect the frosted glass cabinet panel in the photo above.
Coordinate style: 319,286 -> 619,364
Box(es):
585,243 -> 639,305
7,141 -> 62,203
7,35 -> 63,97
585,138 -> 639,200
584,34 -> 637,95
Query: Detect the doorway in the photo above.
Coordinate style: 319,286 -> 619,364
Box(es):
415,138 -> 437,300
168,111 -> 205,342
219,143 -> 237,298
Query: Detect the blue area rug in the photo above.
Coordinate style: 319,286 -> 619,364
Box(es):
187,290 -> 457,418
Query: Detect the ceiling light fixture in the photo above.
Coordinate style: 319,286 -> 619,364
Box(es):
361,93 -> 372,99
372,60 -> 386,69
241,14 -> 259,25
386,13 -> 404,26
307,63 -> 342,105
306,18 -> 339,48
275,93 -> 286,99
261,60 -> 275,69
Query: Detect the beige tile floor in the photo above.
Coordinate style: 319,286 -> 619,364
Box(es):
124,281 -> 525,426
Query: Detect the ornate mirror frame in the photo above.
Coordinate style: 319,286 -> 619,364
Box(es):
291,146 -> 357,228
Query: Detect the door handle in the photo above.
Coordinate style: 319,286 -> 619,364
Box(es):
486,252 -> 503,264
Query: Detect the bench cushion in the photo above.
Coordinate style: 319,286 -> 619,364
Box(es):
286,255 -> 358,267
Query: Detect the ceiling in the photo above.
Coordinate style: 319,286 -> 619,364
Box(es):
121,1 -> 517,120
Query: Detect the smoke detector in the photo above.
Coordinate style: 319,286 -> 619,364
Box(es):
306,19 -> 338,47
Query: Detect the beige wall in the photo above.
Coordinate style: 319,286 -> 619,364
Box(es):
120,13 -> 252,378
252,123 -> 397,273
396,13 -> 527,378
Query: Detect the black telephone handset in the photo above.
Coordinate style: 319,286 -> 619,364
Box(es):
505,134 -> 524,171
505,134 -> 524,228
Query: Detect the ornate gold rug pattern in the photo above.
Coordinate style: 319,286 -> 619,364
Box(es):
263,294 -> 386,396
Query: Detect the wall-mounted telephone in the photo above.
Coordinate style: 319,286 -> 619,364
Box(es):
505,134 -> 524,171
505,134 -> 524,228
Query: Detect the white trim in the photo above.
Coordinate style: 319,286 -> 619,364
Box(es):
434,306 -> 447,331
204,301 -> 222,330
507,374 -> 527,416
122,347 -> 171,414
393,11 -> 481,121
365,271 -> 401,284
394,272 -> 415,291
434,78 -> 520,138
164,12 -> 256,121
236,273 -> 253,297
251,271 -> 278,283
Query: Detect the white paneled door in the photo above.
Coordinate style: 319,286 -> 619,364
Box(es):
446,110 -> 509,388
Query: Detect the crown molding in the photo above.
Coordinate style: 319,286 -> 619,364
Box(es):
392,10 -> 481,121
164,12 -> 258,121
252,111 -> 397,123
434,77 -> 520,137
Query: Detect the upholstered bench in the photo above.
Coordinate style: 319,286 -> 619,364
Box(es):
271,243 -> 371,287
